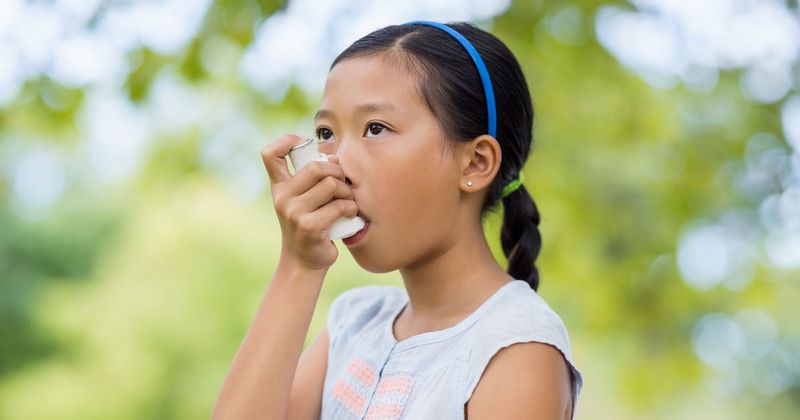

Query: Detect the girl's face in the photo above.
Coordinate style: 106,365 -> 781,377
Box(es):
316,55 -> 465,272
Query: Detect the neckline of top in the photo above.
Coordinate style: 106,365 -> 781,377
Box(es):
385,279 -> 529,352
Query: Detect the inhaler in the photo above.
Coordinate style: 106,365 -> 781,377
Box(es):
288,138 -> 366,241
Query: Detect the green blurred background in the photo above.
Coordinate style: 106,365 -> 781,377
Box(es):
1,0 -> 799,418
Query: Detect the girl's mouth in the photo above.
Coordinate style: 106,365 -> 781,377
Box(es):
343,221 -> 369,246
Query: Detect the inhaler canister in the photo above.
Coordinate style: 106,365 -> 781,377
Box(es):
288,138 -> 366,240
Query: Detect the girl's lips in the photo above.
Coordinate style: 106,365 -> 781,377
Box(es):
343,221 -> 369,246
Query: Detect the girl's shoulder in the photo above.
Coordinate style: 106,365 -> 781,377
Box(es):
477,283 -> 573,344
460,282 -> 583,415
457,281 -> 577,367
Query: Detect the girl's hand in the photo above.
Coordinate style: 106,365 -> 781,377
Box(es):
261,134 -> 358,272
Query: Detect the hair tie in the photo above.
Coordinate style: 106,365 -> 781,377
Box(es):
501,172 -> 525,198
405,21 -> 496,138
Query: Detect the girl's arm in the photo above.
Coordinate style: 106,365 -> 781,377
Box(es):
287,325 -> 329,418
465,342 -> 574,419
211,258 -> 326,420
213,135 -> 358,419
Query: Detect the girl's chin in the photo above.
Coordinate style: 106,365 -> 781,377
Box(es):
348,243 -> 401,274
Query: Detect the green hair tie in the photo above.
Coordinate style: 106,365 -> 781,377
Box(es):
501,171 -> 525,198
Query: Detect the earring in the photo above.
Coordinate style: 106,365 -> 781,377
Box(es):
467,180 -> 473,187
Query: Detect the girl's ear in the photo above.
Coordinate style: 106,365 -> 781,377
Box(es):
459,134 -> 502,193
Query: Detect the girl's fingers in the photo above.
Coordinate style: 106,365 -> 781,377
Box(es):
293,176 -> 353,215
284,160 -> 346,198
261,134 -> 306,185
300,199 -> 359,234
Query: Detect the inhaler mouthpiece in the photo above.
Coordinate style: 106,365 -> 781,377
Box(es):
288,138 -> 366,241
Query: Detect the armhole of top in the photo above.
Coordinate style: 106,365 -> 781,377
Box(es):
463,336 -> 583,420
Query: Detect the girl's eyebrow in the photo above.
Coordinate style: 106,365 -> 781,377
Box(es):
314,102 -> 396,122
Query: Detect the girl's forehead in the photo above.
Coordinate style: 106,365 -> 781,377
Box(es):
320,55 -> 424,112
329,54 -> 414,80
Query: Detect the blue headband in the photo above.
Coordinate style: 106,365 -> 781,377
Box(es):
405,21 -> 497,138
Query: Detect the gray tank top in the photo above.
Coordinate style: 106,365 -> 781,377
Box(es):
321,279 -> 584,419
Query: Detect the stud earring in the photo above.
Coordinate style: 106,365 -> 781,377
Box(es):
467,180 -> 473,187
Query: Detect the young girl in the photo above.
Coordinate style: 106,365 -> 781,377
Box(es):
214,21 -> 583,419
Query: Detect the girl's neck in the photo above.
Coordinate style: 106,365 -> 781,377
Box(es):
395,219 -> 514,338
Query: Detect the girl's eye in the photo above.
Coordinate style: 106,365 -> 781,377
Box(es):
316,127 -> 334,142
365,122 -> 387,138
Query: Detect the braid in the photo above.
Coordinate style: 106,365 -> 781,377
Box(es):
500,183 -> 542,291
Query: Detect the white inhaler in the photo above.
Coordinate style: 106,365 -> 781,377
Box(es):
288,138 -> 366,241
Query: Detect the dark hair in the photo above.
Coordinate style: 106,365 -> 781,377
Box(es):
331,22 -> 543,291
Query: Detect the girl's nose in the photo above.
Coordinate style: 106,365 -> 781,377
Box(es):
325,153 -> 353,186
333,141 -> 358,187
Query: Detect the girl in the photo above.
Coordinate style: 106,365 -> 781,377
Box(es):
214,21 -> 583,419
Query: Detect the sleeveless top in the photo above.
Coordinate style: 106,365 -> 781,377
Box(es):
320,279 -> 584,419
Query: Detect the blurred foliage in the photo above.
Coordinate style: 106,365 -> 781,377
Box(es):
1,0 -> 799,419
